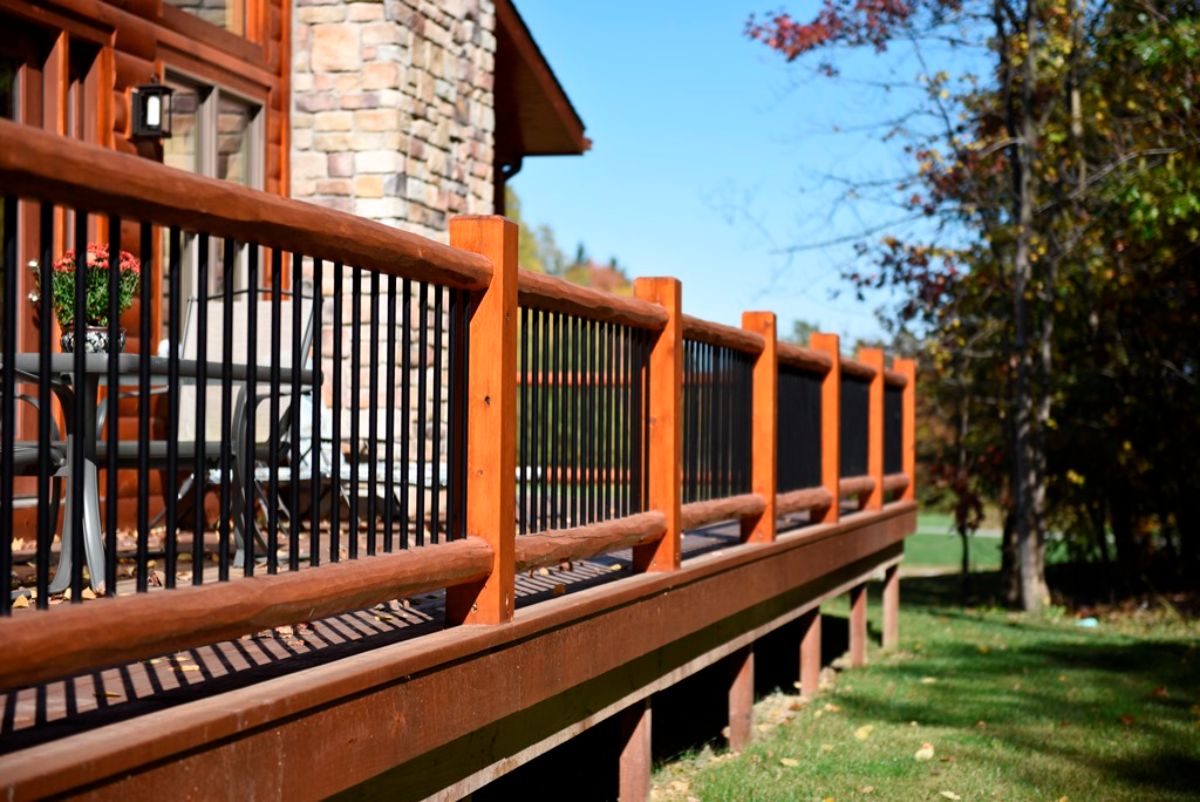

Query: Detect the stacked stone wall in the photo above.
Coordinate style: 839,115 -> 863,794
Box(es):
291,0 -> 497,241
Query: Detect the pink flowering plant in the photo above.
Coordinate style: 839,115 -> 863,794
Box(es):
49,244 -> 141,329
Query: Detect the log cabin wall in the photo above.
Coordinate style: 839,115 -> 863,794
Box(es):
0,0 -> 289,526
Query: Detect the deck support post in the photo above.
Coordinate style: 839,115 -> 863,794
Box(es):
445,216 -> 518,625
727,645 -> 755,752
809,333 -> 840,524
882,564 -> 900,650
849,583 -> 868,667
632,277 -> 682,572
740,312 -> 777,543
799,608 -> 822,700
859,347 -> 885,512
618,698 -> 652,802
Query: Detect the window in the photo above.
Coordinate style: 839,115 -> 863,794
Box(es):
163,0 -> 246,37
161,74 -> 262,305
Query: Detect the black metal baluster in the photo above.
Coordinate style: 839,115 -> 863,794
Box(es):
136,221 -> 152,592
267,249 -> 282,573
630,328 -> 643,512
104,215 -> 122,593
537,310 -> 548,533
218,238 -> 235,580
192,233 -> 208,584
625,327 -> 633,515
384,275 -> 397,552
572,315 -> 581,526
0,196 -> 15,615
289,252 -> 303,572
518,307 -> 529,534
400,279 -> 411,549
349,268 -> 361,559
164,226 -> 182,587
553,313 -> 564,529
367,272 -> 379,556
310,258 -> 323,566
452,288 -> 468,540
431,286 -> 443,543
416,282 -> 428,547
36,204 -> 54,606
69,208 -> 87,600
330,263 -> 343,562
243,246 -> 259,575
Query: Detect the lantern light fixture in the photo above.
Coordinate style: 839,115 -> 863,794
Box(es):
131,78 -> 174,141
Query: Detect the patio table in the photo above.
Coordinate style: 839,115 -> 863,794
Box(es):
2,353 -> 321,594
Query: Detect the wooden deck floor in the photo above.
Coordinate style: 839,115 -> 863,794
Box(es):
0,516 -> 818,754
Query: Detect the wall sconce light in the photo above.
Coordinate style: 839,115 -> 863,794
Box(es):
131,78 -> 174,141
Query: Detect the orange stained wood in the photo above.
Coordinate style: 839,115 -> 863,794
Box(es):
445,216 -> 519,625
809,332 -> 841,524
741,311 -> 777,543
895,356 -> 917,501
632,277 -> 682,573
859,347 -> 885,511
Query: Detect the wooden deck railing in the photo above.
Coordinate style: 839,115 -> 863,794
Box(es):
0,119 -> 915,692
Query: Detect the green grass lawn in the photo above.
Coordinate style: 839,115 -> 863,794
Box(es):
652,574 -> 1200,801
904,514 -> 1002,572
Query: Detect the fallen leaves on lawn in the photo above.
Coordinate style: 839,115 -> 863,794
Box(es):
779,757 -> 799,767
914,742 -> 935,761
854,724 -> 874,741
859,786 -> 875,795
1119,714 -> 1134,726
940,791 -> 961,800
920,676 -> 938,684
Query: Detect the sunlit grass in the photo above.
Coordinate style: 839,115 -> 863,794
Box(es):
652,575 -> 1200,801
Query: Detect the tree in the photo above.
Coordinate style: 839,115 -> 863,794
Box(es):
748,1 -> 1200,608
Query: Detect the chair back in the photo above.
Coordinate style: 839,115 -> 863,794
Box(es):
177,290 -> 317,442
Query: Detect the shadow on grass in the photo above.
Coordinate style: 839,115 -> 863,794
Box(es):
838,571 -> 1200,799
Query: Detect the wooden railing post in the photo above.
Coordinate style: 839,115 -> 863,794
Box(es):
632,278 -> 682,572
741,311 -> 777,543
882,563 -> 900,649
895,356 -> 916,501
445,216 -> 518,625
859,347 -> 885,511
809,333 -> 840,524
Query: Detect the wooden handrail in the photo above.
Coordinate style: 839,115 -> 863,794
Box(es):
841,357 -> 877,381
518,269 -> 668,330
0,538 -> 494,690
0,120 -> 493,291
841,358 -> 877,381
882,473 -> 910,493
515,512 -> 666,572
681,493 -> 766,531
776,486 -> 835,517
681,315 -> 765,355
883,368 -> 908,387
777,341 -> 833,374
838,475 -> 876,497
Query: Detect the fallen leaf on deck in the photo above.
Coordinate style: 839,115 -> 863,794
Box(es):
537,567 -> 550,576
915,742 -> 935,761
940,791 -> 961,800
96,691 -> 122,699
608,563 -> 622,572
780,757 -> 799,767
11,595 -> 29,609
81,587 -> 97,600
854,725 -> 874,741
552,583 -> 565,597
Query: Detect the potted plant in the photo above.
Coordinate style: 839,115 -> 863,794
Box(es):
46,243 -> 141,353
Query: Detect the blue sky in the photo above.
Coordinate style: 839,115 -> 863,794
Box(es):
508,1 -> 938,344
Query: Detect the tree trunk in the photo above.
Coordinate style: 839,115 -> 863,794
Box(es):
1009,0 -> 1050,613
1001,507 -> 1021,605
959,525 -> 972,603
